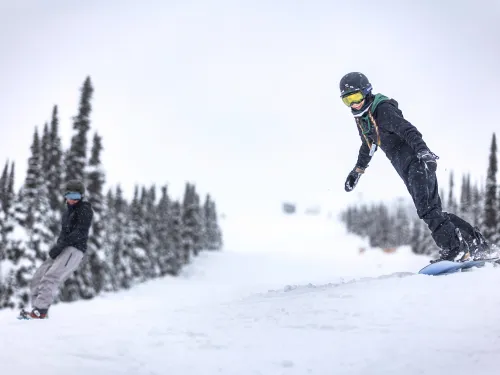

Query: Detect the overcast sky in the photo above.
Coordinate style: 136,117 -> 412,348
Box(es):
1,0 -> 499,216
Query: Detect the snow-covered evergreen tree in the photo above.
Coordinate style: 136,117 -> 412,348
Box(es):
440,188 -> 446,210
7,129 -> 52,308
0,161 -> 9,271
155,185 -> 181,276
203,194 -> 223,250
74,132 -> 108,299
136,185 -> 161,278
169,200 -> 184,265
182,183 -> 203,260
0,163 -> 23,309
41,123 -> 51,174
0,162 -> 16,287
65,76 -> 93,183
410,217 -> 424,254
14,129 -> 52,261
459,174 -> 473,224
45,105 -> 64,236
128,185 -> 152,282
409,217 -> 438,256
420,224 -> 439,256
104,186 -> 134,291
483,133 -> 498,242
447,171 -> 457,213
393,200 -> 411,247
470,182 -> 483,228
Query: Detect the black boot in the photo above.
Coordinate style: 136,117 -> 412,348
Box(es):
467,227 -> 492,260
430,228 -> 469,263
18,307 -> 49,319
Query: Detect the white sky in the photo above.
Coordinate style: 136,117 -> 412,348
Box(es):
1,0 -> 499,216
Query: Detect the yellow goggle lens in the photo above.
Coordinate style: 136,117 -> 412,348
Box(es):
341,91 -> 364,106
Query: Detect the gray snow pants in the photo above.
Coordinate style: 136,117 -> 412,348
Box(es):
30,246 -> 84,310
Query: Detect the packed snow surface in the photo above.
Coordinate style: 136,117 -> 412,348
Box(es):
2,212 -> 499,375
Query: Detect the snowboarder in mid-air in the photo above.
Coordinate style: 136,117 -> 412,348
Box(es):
19,179 -> 93,319
339,72 -> 491,263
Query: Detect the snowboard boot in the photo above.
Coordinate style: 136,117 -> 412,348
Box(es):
430,228 -> 469,263
19,308 -> 49,320
18,308 -> 30,320
30,308 -> 48,319
467,227 -> 492,260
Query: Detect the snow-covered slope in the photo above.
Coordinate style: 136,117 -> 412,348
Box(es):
1,211 -> 499,375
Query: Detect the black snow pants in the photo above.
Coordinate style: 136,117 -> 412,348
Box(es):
401,158 -> 475,255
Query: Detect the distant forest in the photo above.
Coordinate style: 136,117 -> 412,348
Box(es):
340,133 -> 499,256
0,76 -> 223,310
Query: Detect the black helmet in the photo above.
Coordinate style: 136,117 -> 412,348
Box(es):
65,179 -> 85,196
339,72 -> 372,97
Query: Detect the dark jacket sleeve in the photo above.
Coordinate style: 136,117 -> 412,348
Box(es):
355,122 -> 372,170
50,204 -> 93,259
377,102 -> 429,154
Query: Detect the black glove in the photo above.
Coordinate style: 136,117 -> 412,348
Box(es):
417,150 -> 439,173
49,245 -> 62,260
345,167 -> 364,192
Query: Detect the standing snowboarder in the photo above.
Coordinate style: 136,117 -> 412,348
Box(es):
339,72 -> 490,263
19,179 -> 93,319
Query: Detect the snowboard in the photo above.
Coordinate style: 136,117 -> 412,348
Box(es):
418,257 -> 500,276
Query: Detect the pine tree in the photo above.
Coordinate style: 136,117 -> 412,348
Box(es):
447,171 -> 457,213
0,161 -> 9,282
410,217 -> 424,254
440,188 -> 446,210
46,106 -> 64,233
40,123 -> 51,174
182,183 -> 203,261
470,182 -> 482,228
369,204 -> 393,249
9,129 -> 52,308
409,217 -> 439,256
483,133 -> 498,241
65,77 -> 93,183
1,162 -> 16,272
0,162 -> 18,308
82,132 -> 107,296
128,185 -> 152,282
169,200 -> 184,265
155,185 -> 181,276
140,185 -> 161,278
393,200 -> 411,247
104,186 -> 133,290
459,173 -> 473,224
15,128 -> 52,261
101,189 -> 117,291
497,187 -> 500,244
420,225 -> 439,256
203,194 -> 223,250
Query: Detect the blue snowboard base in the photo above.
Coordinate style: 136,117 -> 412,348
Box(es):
418,257 -> 500,276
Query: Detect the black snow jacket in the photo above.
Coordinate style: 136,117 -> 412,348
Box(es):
353,94 -> 430,177
49,200 -> 94,259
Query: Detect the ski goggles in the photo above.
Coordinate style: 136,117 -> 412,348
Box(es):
341,91 -> 365,107
64,191 -> 82,200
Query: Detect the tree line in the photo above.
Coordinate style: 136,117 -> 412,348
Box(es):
340,133 -> 499,255
0,76 -> 223,309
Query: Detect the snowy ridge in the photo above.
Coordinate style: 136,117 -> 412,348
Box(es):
265,271 -> 416,296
